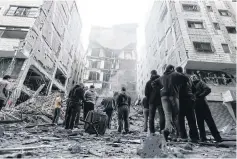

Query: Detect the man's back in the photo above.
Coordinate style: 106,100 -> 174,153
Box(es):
117,92 -> 131,107
85,90 -> 98,104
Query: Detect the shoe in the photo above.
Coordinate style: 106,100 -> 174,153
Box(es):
162,130 -> 170,142
200,138 -> 207,142
190,138 -> 199,143
143,129 -> 147,132
215,137 -> 222,143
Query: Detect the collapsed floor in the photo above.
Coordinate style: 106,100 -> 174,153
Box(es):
0,95 -> 236,158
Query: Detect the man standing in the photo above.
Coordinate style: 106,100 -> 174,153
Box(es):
175,67 -> 199,142
84,85 -> 98,119
65,83 -> 85,129
0,75 -> 11,111
142,96 -> 149,132
52,92 -> 62,125
145,70 -> 164,134
153,65 -> 189,141
116,87 -> 131,134
191,74 -> 222,142
102,94 -> 116,129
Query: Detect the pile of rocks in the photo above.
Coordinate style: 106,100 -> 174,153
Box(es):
1,93 -> 63,124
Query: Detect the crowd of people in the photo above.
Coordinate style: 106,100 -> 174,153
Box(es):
141,64 -> 222,143
0,64 -> 223,142
51,84 -> 132,134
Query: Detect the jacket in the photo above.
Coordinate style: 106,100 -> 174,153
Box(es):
193,80 -> 211,99
179,73 -> 196,101
145,75 -> 162,105
116,92 -> 131,107
68,86 -> 85,103
102,97 -> 115,112
154,70 -> 189,98
84,89 -> 98,104
0,79 -> 10,101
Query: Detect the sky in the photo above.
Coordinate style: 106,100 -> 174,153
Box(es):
76,0 -> 154,49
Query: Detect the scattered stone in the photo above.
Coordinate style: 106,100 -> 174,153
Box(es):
22,139 -> 39,145
184,143 -> 193,150
68,144 -> 82,154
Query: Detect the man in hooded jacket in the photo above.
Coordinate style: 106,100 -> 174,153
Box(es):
145,70 -> 164,134
153,65 -> 189,141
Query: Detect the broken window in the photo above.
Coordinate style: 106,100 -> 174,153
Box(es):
103,72 -> 110,82
6,6 -> 39,18
89,61 -> 100,69
104,61 -> 112,69
219,10 -> 230,16
88,71 -> 100,81
226,27 -> 236,33
0,26 -> 29,39
213,23 -> 220,30
182,4 -> 199,11
55,68 -> 66,86
193,42 -> 213,52
187,21 -> 204,29
91,48 -> 100,57
207,6 -> 213,12
23,66 -> 50,95
222,44 -> 231,53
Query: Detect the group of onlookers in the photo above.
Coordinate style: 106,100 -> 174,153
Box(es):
142,65 -> 222,143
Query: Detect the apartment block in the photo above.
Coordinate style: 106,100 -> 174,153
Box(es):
139,0 -> 236,129
0,0 -> 84,105
84,24 -> 137,99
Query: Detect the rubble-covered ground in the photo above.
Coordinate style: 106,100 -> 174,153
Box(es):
0,95 -> 236,158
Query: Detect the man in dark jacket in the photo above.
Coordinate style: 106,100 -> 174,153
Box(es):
116,87 -> 131,134
191,74 -> 222,142
145,70 -> 164,134
153,65 -> 189,141
142,96 -> 149,132
102,95 -> 116,129
65,83 -> 85,129
176,67 -> 199,142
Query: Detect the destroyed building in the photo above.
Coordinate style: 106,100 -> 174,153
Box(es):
137,0 -> 236,131
84,24 -> 137,99
0,0 -> 84,105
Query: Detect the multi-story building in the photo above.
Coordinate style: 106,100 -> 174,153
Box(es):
0,0 -> 84,105
138,0 -> 236,129
84,24 -> 137,99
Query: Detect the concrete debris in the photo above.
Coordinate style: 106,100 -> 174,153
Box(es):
0,126 -> 4,137
184,143 -> 193,150
68,144 -> 82,154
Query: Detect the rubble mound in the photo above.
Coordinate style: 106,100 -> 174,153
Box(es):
0,93 -> 62,124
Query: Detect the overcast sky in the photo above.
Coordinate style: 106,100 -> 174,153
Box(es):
76,0 -> 154,49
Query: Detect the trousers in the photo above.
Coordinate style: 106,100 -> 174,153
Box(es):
195,99 -> 222,141
105,110 -> 113,129
149,103 -> 165,133
0,99 -> 5,111
143,108 -> 149,131
65,101 -> 81,129
179,98 -> 199,140
52,108 -> 61,124
118,105 -> 129,132
161,96 -> 179,137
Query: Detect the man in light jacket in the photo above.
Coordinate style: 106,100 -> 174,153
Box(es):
84,85 -> 98,119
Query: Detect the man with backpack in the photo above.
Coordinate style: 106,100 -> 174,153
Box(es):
116,87 -> 131,134
0,75 -> 12,111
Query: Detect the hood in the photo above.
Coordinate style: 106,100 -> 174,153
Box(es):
164,69 -> 174,75
150,75 -> 160,81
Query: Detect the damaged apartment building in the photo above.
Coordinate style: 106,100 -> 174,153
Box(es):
0,0 -> 84,106
84,24 -> 137,99
137,0 -> 236,131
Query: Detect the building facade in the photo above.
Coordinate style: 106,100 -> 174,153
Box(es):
84,24 -> 137,99
138,0 -> 236,129
0,0 -> 84,105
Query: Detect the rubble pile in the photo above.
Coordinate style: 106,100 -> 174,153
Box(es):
0,93 -> 62,124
